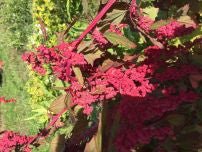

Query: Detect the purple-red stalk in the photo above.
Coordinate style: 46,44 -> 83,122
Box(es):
72,0 -> 117,47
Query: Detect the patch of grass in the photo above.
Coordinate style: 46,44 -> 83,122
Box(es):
0,28 -> 41,135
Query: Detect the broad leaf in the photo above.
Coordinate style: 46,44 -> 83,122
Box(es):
101,9 -> 127,24
177,4 -> 189,16
84,50 -> 103,66
177,15 -> 196,28
143,6 -> 159,20
99,59 -> 123,72
166,114 -> 185,126
49,94 -> 70,114
182,125 -> 202,134
77,40 -> 95,53
50,135 -> 66,152
190,54 -> 202,65
151,19 -> 174,30
189,74 -> 202,89
82,0 -> 89,14
104,32 -> 136,49
72,66 -> 84,86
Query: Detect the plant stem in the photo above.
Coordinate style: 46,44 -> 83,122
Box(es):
73,0 -> 117,47
28,108 -> 68,145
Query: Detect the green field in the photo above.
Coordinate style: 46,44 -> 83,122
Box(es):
0,27 -> 40,134
0,26 -> 50,151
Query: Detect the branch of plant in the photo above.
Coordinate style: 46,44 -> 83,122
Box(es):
72,0 -> 117,47
135,24 -> 165,49
27,108 -> 68,146
129,0 -> 164,49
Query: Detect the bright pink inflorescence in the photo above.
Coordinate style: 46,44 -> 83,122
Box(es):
0,131 -> 33,152
137,16 -> 154,32
92,28 -> 108,46
22,42 -> 86,81
155,21 -> 196,40
130,0 -> 196,38
0,97 -> 16,103
67,64 -> 154,115
130,0 -> 154,32
115,90 -> 199,152
114,41 -> 201,151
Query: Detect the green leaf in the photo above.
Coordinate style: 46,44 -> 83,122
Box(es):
50,135 -> 66,152
49,94 -> 69,114
182,125 -> 202,134
77,40 -> 94,53
190,54 -> 202,65
166,114 -> 185,126
72,66 -> 84,86
99,59 -> 123,72
177,15 -> 196,28
66,0 -> 71,21
101,0 -> 108,4
151,19 -> 174,30
84,50 -> 103,66
104,32 -> 136,49
102,9 -> 127,24
143,6 -> 159,20
82,0 -> 88,14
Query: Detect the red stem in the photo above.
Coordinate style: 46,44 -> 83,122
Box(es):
72,0 -> 117,47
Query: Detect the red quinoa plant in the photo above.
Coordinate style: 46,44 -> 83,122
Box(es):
1,0 -> 202,151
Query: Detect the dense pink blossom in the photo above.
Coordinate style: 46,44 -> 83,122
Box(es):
137,16 -> 154,32
130,0 -> 137,16
0,131 -> 33,152
92,28 -> 108,46
22,51 -> 46,75
156,21 -> 196,40
115,91 -> 199,151
67,64 -> 154,115
106,66 -> 154,97
22,42 -> 86,81
0,97 -> 16,103
115,127 -> 173,152
155,64 -> 199,82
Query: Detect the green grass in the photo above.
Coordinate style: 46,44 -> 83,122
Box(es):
0,27 -> 40,135
0,26 -> 50,151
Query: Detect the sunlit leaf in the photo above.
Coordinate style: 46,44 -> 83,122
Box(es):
49,94 -> 70,114
84,50 -> 103,66
72,66 -> 84,86
143,6 -> 159,20
177,4 -> 189,16
104,32 -> 136,49
101,9 -> 127,24
99,59 -> 123,72
177,15 -> 196,28
77,40 -> 95,53
151,19 -> 174,30
82,0 -> 89,14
